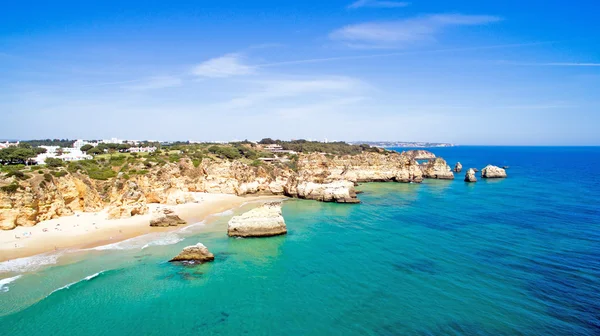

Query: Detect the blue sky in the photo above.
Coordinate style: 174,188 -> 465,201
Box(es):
1,0 -> 599,145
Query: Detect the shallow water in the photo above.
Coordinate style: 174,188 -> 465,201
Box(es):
1,146 -> 599,335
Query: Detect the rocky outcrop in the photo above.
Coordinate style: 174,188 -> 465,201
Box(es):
454,162 -> 462,173
481,165 -> 507,178
422,158 -> 454,180
227,202 -> 287,237
149,208 -> 187,227
402,150 -> 436,160
169,243 -> 214,263
294,180 -> 360,203
464,169 -> 477,182
107,181 -> 149,219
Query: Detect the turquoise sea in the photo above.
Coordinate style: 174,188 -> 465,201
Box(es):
1,146 -> 599,335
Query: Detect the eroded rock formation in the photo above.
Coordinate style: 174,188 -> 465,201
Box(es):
481,165 -> 507,178
422,158 -> 454,180
169,243 -> 214,263
454,162 -> 462,173
227,202 -> 287,237
150,207 -> 187,227
464,168 -> 477,182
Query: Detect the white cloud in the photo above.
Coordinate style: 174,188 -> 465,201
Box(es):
217,76 -> 367,109
348,0 -> 410,9
330,14 -> 502,48
192,53 -> 255,78
122,76 -> 182,90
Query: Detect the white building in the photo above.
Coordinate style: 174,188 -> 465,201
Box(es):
0,141 -> 19,149
34,149 -> 92,165
101,138 -> 124,145
129,146 -> 157,153
39,146 -> 60,154
72,139 -> 99,149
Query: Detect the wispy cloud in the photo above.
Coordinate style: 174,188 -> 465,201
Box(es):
348,0 -> 410,9
192,53 -> 255,78
499,61 -> 600,67
255,42 -> 547,68
122,76 -> 182,90
330,14 -> 502,48
217,76 -> 366,109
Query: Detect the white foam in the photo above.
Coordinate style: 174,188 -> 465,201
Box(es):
90,232 -> 183,251
0,275 -> 22,293
141,233 -> 184,249
177,220 -> 206,233
0,253 -> 62,274
212,209 -> 234,217
50,270 -> 105,295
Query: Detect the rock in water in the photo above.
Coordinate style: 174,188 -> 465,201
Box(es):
422,158 -> 454,180
454,162 -> 462,173
481,165 -> 507,178
296,180 -> 360,204
169,243 -> 214,262
464,168 -> 477,182
228,202 -> 287,237
150,208 -> 187,227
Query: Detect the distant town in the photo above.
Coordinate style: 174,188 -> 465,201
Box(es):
347,141 -> 455,148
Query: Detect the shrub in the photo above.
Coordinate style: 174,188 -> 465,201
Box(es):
45,158 -> 65,168
88,169 -> 117,180
192,159 -> 201,168
44,173 -> 52,182
38,170 -> 44,174
6,170 -> 29,180
250,159 -> 264,167
53,171 -> 68,178
0,183 -> 19,193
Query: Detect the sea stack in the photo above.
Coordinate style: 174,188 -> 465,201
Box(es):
454,162 -> 463,173
150,208 -> 187,227
169,243 -> 215,263
228,202 -> 287,237
481,165 -> 507,178
464,168 -> 477,182
422,158 -> 455,180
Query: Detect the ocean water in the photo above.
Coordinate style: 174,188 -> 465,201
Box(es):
1,146 -> 599,335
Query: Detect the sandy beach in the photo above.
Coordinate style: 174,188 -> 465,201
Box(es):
0,193 -> 283,262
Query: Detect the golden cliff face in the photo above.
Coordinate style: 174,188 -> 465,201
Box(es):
0,151 -> 453,230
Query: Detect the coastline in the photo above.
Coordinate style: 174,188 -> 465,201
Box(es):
0,192 -> 284,262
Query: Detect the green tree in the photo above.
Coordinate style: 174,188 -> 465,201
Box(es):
80,144 -> 94,152
45,158 -> 65,168
88,147 -> 103,155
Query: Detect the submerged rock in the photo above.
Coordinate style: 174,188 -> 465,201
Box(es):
481,165 -> 507,178
228,202 -> 287,237
169,243 -> 214,262
150,208 -> 187,227
454,162 -> 462,173
464,168 -> 477,182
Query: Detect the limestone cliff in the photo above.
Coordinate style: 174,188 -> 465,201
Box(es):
0,151 -> 454,230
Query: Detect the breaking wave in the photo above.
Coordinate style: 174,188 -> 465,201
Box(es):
0,275 -> 22,293
49,270 -> 106,295
0,253 -> 62,274
90,232 -> 183,251
141,233 -> 184,249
